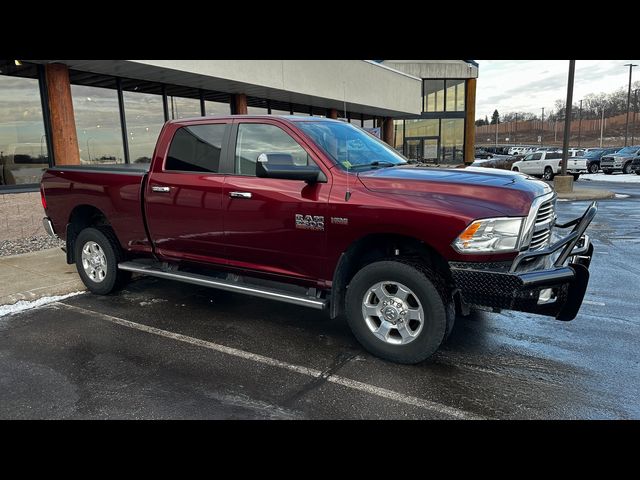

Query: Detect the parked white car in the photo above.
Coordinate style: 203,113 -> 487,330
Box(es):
511,150 -> 579,180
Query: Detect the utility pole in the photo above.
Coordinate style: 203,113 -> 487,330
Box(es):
514,112 -> 517,145
624,63 -> 637,146
561,60 -> 576,178
633,89 -> 639,145
600,107 -> 605,147
541,107 -> 544,147
578,99 -> 583,148
554,116 -> 558,142
495,117 -> 498,149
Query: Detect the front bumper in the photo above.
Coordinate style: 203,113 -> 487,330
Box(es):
450,202 -> 597,321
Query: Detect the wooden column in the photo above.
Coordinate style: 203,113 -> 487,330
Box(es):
328,108 -> 338,119
45,64 -> 80,165
382,117 -> 394,146
464,78 -> 477,165
234,93 -> 248,114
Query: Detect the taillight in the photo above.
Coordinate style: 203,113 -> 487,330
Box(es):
40,186 -> 47,211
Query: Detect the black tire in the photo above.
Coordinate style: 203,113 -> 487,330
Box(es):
543,167 -> 554,181
635,170 -> 640,176
345,260 -> 449,364
588,163 -> 599,174
74,227 -> 131,295
603,169 -> 613,175
623,162 -> 632,174
572,173 -> 580,181
512,167 -> 519,172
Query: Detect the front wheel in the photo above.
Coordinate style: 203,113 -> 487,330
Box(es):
589,163 -> 599,174
345,260 -> 449,364
623,162 -> 632,174
512,167 -> 519,172
635,170 -> 640,176
543,167 -> 554,181
75,227 -> 131,295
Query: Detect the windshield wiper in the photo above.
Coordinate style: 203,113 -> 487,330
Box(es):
351,161 -> 404,169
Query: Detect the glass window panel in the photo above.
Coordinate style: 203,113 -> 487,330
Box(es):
446,79 -> 465,112
235,123 -> 310,176
0,74 -> 49,186
423,80 -> 445,112
404,119 -> 440,138
167,96 -> 200,119
363,119 -> 374,128
166,124 -> 227,173
270,109 -> 291,116
72,84 -> 124,164
393,120 -> 404,153
350,116 -> 362,127
205,100 -> 230,116
440,118 -> 464,163
247,105 -> 268,115
123,90 -> 164,164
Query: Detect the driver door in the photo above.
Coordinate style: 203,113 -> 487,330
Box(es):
222,119 -> 331,280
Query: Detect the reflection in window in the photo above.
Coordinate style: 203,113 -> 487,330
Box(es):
71,84 -> 124,164
166,124 -> 227,172
169,96 -> 200,119
446,79 -> 465,112
123,90 -> 164,164
404,119 -> 440,138
363,119 -> 374,128
270,109 -> 291,116
393,120 -> 404,153
206,100 -> 230,116
235,123 -> 309,176
423,80 -> 445,112
441,118 -> 464,163
350,115 -> 362,127
247,105 -> 268,115
0,74 -> 49,186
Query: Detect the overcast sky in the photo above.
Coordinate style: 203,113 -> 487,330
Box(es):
475,60 -> 640,120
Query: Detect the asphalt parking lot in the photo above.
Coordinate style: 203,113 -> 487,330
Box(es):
1,180 -> 639,419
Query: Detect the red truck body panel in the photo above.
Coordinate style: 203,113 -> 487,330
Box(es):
41,115 -> 551,289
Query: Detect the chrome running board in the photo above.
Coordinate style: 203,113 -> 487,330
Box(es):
118,260 -> 327,310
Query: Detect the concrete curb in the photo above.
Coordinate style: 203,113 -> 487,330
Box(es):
0,247 -> 86,307
555,188 -> 616,201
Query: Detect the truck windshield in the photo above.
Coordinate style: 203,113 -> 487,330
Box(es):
615,146 -> 639,155
297,121 -> 408,170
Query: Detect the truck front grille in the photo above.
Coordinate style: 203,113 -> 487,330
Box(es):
529,199 -> 555,250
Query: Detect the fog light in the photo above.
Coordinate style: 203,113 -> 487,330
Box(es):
537,288 -> 556,305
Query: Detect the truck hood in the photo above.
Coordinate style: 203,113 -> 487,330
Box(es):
357,166 -> 551,216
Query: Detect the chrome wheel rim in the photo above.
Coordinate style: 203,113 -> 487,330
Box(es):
543,170 -> 552,180
589,164 -> 598,174
81,241 -> 107,283
362,281 -> 424,345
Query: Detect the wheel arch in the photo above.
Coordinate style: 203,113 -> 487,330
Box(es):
329,233 -> 454,319
66,204 -> 113,264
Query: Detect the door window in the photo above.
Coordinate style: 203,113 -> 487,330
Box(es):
235,123 -> 310,176
165,124 -> 227,172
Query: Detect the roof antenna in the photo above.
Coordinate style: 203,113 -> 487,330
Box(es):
344,81 -> 351,201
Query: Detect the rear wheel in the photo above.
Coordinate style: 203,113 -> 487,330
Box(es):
588,163 -> 599,174
543,167 -> 554,181
74,227 -> 131,295
572,173 -> 580,181
345,260 -> 449,364
636,170 -> 640,175
512,167 -> 519,172
623,162 -> 632,174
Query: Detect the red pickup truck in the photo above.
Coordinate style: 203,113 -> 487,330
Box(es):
40,115 -> 597,364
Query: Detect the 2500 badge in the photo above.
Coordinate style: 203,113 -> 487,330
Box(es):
295,214 -> 325,231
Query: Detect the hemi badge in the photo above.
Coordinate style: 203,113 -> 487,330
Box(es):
331,217 -> 348,225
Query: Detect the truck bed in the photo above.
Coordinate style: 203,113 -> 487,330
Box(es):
41,163 -> 151,255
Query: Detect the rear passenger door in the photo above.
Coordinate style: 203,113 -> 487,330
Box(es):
145,121 -> 230,265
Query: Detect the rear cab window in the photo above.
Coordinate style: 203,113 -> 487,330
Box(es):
165,123 -> 228,173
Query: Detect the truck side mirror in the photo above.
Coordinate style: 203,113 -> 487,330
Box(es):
256,153 -> 327,183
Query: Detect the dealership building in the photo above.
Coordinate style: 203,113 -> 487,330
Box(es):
0,59 -> 478,240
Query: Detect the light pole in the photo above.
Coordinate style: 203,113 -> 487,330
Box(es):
540,107 -> 544,147
600,107 -> 605,147
578,99 -> 582,148
633,89 -> 639,145
495,116 -> 498,149
561,60 -> 576,178
514,112 -> 517,145
624,63 -> 637,146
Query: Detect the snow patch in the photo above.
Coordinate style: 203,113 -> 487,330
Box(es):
615,193 -> 631,198
139,298 -> 167,307
582,173 -> 640,183
0,291 -> 85,318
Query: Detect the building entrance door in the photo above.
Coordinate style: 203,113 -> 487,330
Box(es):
404,136 -> 440,162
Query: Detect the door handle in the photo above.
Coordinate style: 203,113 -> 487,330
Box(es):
151,186 -> 171,193
229,191 -> 252,199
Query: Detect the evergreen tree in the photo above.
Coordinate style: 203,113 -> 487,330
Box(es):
491,109 -> 500,125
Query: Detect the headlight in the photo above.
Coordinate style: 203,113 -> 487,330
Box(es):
452,217 -> 524,253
